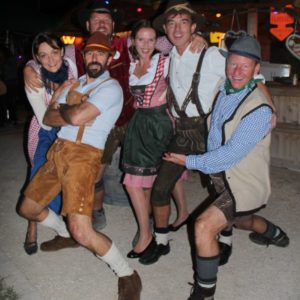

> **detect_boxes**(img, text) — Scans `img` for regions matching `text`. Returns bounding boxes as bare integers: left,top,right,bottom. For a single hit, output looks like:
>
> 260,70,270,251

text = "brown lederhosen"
151,49,208,207
24,80,112,216
210,173,251,224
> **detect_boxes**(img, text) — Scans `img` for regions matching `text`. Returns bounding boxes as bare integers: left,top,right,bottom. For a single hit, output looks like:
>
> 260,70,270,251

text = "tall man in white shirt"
139,1,226,265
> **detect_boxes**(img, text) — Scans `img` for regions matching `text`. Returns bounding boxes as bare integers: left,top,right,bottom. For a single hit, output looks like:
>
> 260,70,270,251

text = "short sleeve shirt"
57,71,123,149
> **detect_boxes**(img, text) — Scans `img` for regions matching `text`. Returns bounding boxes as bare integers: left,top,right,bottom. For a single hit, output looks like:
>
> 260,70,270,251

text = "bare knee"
18,197,36,219
69,221,90,246
194,216,218,246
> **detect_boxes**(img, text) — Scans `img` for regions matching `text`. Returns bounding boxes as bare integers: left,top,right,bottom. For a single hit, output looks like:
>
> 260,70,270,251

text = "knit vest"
209,86,272,215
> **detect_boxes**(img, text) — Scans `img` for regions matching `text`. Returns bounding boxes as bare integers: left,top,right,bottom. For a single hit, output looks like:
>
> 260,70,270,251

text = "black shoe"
127,237,156,259
249,227,289,247
218,242,232,266
168,216,190,232
188,283,216,300
24,231,38,255
139,242,170,265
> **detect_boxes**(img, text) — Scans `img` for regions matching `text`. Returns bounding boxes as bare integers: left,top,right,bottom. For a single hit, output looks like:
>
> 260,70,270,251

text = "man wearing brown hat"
24,2,136,234
139,0,226,265
164,35,289,300
19,32,142,300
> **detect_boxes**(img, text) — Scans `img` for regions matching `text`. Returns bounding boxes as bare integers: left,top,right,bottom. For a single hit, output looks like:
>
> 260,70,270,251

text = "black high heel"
127,237,156,259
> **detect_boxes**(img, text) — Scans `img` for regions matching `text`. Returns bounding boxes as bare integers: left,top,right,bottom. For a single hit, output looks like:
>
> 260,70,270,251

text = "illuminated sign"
270,5,294,41
61,36,84,45
210,32,225,45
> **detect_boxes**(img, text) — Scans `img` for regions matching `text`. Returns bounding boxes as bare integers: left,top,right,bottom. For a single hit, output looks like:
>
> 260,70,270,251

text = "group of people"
18,1,290,299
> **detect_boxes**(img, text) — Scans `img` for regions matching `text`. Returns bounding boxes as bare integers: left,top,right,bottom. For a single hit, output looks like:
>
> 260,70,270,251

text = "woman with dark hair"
24,32,77,255
122,20,175,260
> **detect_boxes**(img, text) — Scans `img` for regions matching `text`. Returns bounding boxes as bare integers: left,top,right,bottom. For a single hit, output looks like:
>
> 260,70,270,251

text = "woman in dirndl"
122,20,174,259
23,32,77,254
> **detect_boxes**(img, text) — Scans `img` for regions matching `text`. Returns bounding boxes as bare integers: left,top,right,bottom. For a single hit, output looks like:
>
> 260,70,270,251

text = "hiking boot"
188,283,216,300
218,242,232,266
249,227,289,247
118,270,142,300
40,235,79,251
92,208,107,232
139,242,170,265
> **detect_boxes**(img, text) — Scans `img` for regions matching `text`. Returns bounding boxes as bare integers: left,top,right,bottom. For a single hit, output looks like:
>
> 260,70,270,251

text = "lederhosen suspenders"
65,78,112,144
166,48,207,118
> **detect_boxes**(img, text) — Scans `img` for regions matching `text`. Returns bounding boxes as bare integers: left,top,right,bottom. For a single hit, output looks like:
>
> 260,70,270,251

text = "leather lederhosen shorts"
24,138,103,217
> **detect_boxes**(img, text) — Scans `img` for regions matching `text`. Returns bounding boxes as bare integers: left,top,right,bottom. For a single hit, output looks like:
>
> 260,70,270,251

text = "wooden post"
247,8,258,37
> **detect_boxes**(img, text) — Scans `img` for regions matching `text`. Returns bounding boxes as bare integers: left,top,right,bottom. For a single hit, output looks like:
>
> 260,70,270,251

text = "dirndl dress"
122,55,173,187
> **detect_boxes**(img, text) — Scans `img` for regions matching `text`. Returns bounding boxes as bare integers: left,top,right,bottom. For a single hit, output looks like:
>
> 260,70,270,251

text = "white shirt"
129,53,169,86
169,44,226,117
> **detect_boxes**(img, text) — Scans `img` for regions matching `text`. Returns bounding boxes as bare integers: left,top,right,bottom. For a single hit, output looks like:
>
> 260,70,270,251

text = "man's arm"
43,101,99,127
155,34,208,55
164,106,272,174
43,102,68,127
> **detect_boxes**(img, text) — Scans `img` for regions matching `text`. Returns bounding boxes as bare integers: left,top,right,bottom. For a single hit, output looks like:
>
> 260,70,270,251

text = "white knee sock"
155,232,169,245
97,243,133,278
39,209,70,238
218,230,232,246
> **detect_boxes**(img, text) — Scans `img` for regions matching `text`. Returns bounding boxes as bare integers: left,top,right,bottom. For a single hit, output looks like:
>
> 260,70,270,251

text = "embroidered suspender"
167,48,207,118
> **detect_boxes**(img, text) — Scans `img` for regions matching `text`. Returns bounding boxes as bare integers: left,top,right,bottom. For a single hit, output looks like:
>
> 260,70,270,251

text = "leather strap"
167,48,207,118
75,77,112,144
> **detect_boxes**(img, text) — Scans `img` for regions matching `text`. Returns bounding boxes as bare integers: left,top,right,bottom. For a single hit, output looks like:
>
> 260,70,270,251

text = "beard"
86,62,106,78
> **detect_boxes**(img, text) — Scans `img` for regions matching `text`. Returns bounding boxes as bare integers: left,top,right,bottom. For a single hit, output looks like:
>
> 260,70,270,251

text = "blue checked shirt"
186,85,272,174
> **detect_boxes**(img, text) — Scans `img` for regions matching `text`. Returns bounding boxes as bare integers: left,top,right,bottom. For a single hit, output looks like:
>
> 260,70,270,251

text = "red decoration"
270,5,294,41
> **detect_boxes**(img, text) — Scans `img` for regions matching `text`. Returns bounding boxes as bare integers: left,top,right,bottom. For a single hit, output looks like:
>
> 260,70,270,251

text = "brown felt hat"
84,31,115,56
152,1,204,33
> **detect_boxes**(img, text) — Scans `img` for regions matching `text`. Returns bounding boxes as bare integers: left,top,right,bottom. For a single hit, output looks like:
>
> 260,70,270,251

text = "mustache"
87,62,102,68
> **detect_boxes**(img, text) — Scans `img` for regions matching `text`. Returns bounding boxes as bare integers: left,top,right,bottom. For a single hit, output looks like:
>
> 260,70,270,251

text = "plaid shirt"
186,84,272,174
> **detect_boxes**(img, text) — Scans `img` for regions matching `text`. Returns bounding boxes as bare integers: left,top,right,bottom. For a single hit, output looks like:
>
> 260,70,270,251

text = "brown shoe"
40,235,80,251
118,270,142,300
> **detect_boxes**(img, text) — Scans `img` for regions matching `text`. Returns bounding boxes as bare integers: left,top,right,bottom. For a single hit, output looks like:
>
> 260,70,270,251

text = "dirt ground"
1,127,299,300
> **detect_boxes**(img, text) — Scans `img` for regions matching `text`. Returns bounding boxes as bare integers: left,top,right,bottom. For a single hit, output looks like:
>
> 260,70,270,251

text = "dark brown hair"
129,19,160,61
32,32,65,62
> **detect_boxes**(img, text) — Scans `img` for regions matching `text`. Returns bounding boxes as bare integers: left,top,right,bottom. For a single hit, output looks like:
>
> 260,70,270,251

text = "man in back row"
19,32,142,300
165,35,289,300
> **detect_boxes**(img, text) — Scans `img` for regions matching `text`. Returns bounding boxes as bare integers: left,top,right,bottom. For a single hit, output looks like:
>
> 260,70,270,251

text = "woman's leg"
126,186,153,253
24,220,38,255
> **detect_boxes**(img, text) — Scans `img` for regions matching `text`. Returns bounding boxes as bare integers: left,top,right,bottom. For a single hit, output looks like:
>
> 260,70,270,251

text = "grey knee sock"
196,255,220,288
